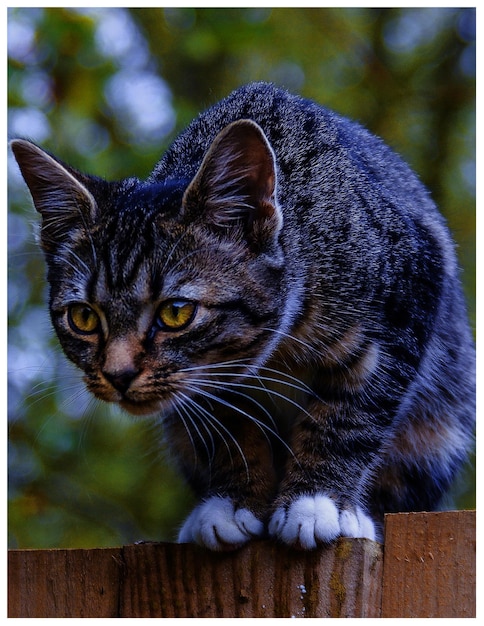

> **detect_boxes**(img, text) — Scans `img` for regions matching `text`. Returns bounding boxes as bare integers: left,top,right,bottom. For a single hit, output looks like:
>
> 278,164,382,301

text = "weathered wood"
7,547,122,618
8,511,475,618
8,539,382,618
120,538,382,617
381,510,476,618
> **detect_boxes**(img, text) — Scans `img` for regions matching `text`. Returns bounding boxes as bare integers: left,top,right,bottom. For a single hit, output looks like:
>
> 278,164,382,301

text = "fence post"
8,510,475,618
381,510,476,618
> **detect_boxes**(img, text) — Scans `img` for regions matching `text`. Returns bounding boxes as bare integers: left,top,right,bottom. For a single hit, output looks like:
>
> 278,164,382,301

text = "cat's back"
151,82,431,212
151,82,461,294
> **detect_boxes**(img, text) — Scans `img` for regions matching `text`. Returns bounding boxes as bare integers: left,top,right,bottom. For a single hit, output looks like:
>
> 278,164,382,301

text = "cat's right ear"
10,139,97,252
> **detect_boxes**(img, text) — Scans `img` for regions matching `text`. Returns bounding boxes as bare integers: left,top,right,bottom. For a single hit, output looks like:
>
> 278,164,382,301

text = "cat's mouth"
118,397,164,416
85,373,168,417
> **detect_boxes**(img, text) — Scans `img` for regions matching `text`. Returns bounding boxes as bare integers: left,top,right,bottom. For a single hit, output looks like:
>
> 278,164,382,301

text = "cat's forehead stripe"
93,257,155,303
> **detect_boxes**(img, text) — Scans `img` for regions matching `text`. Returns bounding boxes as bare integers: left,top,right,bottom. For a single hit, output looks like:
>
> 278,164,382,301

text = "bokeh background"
8,7,475,549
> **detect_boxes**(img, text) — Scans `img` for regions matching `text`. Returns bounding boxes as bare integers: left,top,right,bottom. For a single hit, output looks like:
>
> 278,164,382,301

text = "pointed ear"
182,119,283,251
10,139,97,253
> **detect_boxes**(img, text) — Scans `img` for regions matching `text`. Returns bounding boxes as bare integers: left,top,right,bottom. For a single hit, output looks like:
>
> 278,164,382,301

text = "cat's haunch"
11,82,475,550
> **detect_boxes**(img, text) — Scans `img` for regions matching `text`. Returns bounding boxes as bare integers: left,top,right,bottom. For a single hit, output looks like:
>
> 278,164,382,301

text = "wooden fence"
8,510,475,618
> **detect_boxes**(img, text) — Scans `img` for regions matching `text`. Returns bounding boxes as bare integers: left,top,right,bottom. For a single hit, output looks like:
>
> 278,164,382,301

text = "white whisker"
183,382,298,468
179,390,251,481
186,376,315,425
186,368,316,399
172,395,211,471
261,326,320,355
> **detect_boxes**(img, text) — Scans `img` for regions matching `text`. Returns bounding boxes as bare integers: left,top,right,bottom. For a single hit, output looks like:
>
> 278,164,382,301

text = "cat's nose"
103,368,139,394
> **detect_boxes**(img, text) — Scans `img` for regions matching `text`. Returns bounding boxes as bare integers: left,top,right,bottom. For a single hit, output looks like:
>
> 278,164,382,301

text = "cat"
11,82,475,551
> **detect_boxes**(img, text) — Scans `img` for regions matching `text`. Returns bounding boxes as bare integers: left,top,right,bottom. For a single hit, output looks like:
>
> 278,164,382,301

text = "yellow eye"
157,299,197,331
68,304,100,335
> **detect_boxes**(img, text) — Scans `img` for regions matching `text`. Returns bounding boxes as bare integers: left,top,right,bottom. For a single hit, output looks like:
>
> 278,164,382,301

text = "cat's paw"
177,496,264,551
268,493,376,550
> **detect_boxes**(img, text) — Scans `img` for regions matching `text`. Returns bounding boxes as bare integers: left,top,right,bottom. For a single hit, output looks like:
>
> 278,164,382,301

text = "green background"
8,7,475,549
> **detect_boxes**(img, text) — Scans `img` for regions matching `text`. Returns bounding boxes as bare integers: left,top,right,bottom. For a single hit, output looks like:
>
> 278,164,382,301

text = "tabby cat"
11,82,475,550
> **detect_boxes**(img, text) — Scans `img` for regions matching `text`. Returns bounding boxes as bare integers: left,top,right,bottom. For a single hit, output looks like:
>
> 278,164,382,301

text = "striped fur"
11,83,475,550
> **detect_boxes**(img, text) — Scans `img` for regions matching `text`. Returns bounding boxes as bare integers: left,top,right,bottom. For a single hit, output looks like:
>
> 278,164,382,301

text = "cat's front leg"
268,399,382,549
269,494,376,549
167,414,276,551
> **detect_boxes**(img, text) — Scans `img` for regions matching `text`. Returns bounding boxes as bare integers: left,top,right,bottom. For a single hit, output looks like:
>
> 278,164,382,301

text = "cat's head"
11,120,290,417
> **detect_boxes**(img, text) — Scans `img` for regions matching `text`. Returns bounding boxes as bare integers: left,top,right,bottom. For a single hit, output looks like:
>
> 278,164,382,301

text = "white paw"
177,496,264,551
339,506,376,540
268,494,375,549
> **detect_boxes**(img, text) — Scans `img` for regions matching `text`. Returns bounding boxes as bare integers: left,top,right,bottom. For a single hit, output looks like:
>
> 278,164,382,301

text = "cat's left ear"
182,119,283,254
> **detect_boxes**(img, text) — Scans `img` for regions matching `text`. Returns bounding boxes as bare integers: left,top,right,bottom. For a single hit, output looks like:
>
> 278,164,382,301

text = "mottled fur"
11,82,475,550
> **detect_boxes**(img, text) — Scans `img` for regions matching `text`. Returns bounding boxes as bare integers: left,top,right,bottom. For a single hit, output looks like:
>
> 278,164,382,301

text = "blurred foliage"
8,7,475,549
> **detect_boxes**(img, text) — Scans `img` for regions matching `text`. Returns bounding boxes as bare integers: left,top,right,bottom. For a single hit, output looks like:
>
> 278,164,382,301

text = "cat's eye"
67,304,100,335
156,299,197,331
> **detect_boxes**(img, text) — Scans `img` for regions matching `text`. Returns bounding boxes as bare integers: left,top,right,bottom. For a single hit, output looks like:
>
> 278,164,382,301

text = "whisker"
180,390,250,481
171,395,208,471
187,368,316,399
185,376,275,421
183,383,298,468
159,231,189,278
181,392,221,462
261,326,320,356
179,358,251,373
187,374,316,424
180,358,318,401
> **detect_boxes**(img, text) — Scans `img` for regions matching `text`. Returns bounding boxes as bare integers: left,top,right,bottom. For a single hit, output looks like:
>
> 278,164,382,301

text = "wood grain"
8,547,122,618
381,510,476,618
8,511,475,618
119,538,382,617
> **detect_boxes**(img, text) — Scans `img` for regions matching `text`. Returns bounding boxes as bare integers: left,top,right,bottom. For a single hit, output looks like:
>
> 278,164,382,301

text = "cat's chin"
118,398,163,417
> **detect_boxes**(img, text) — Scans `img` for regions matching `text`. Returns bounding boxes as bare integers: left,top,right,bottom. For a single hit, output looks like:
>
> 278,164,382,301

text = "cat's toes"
269,494,340,549
268,494,375,549
339,506,376,540
177,496,264,551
